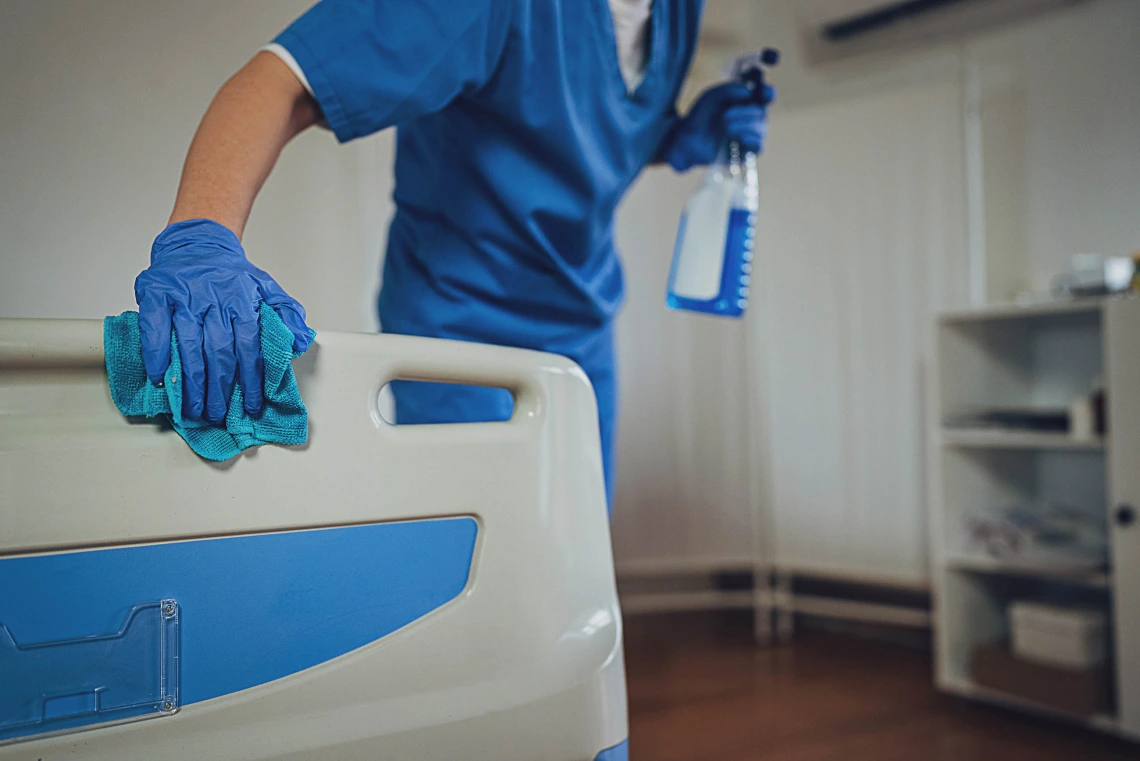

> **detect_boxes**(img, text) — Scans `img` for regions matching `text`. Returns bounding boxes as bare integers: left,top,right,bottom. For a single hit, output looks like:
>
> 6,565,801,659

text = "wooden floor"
624,612,1137,761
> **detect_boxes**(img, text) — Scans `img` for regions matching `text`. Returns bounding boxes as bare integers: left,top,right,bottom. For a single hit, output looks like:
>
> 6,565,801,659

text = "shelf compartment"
940,447,1108,557
942,428,1105,451
938,299,1106,324
935,570,1112,696
945,552,1111,588
937,307,1103,423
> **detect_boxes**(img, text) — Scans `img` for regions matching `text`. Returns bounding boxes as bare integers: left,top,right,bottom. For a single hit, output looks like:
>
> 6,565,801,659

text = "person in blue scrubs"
135,0,771,511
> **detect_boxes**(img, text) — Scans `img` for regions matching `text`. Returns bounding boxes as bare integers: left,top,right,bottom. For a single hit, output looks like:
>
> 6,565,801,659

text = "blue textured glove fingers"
692,82,754,121
234,317,264,415
661,80,776,171
136,289,174,387
755,82,776,108
724,104,768,153
202,307,239,424
277,303,314,353
660,82,755,172
134,218,311,421
726,82,775,153
171,308,207,420
258,279,313,353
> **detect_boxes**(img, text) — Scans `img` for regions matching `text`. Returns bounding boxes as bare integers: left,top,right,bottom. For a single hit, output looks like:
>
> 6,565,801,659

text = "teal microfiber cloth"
103,304,316,461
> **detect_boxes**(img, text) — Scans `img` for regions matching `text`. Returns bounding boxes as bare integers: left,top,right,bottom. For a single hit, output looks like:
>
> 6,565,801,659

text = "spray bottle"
666,49,778,318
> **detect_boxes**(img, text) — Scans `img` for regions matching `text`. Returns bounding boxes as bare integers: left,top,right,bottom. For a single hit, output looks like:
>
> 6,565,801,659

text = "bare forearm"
169,51,321,237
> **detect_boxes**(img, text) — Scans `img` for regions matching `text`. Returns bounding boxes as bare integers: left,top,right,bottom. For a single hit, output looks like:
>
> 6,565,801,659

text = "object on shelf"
1010,601,1107,669
1092,377,1107,435
963,503,1107,570
945,407,1070,433
1052,253,1135,299
971,641,1113,717
1070,394,1095,441
1069,377,1108,440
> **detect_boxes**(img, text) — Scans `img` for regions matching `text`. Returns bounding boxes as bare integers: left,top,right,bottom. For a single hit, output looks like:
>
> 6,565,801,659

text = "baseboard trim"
618,564,932,640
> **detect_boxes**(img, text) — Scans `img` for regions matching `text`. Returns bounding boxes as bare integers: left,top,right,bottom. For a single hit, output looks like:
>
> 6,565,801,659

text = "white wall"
750,0,1140,300
0,0,391,332
973,0,1140,298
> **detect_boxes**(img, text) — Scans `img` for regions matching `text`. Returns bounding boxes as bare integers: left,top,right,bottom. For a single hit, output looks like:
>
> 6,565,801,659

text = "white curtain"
612,80,967,580
610,167,756,568
751,80,968,584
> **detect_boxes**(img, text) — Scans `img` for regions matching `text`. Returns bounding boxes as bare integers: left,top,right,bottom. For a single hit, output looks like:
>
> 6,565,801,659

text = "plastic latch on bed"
0,599,181,743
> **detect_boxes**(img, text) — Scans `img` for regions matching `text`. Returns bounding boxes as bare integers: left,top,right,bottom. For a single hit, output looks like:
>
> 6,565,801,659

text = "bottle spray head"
730,48,779,106
718,48,779,161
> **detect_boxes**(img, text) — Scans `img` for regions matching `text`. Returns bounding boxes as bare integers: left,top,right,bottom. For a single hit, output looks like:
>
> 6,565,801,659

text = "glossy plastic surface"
594,739,629,760
0,519,476,724
0,320,625,760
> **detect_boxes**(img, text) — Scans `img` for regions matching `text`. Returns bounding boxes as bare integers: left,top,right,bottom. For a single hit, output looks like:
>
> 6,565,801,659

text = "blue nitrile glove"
134,219,313,423
659,81,776,173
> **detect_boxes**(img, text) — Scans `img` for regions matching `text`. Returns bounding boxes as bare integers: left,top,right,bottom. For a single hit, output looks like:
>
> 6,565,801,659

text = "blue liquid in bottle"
666,144,758,318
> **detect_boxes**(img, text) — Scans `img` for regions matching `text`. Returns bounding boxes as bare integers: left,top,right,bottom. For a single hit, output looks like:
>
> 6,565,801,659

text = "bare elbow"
234,50,322,136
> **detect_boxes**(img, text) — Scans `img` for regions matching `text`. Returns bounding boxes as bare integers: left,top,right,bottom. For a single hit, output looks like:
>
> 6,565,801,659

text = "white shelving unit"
928,296,1140,740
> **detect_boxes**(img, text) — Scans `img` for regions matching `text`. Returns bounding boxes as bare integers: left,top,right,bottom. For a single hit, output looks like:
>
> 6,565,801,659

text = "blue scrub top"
275,0,702,347
276,0,702,508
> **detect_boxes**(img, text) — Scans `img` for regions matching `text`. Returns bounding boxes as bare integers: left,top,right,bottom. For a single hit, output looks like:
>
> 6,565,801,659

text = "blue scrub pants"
387,326,616,513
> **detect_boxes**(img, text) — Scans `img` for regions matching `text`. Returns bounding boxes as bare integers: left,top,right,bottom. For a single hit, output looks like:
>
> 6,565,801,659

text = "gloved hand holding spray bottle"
667,49,779,317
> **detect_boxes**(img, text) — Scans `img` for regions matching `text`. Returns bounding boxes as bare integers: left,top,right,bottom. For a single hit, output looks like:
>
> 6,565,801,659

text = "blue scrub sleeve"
274,0,513,143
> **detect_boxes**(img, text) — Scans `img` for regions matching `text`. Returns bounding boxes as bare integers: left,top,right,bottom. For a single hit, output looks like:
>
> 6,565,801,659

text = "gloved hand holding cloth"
105,218,316,461
134,219,313,423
